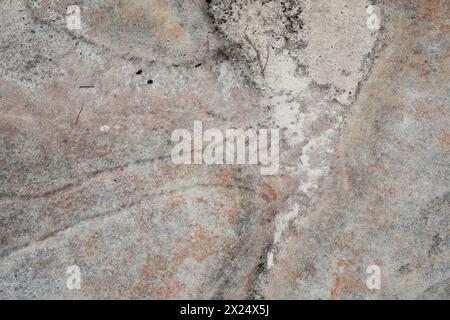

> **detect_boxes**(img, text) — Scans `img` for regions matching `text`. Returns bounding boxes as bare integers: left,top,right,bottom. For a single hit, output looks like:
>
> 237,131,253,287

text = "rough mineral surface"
0,0,449,299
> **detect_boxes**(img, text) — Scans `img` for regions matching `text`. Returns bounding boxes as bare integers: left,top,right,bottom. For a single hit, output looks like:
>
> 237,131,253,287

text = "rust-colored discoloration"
152,0,185,40
0,0,448,300
139,255,185,299
330,259,367,300
176,224,220,263
438,132,450,147
169,196,187,208
224,209,240,224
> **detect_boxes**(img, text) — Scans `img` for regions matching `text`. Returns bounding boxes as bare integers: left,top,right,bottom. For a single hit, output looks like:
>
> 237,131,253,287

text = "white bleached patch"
267,203,300,269
99,125,110,133
66,5,82,31
297,129,336,194
366,5,381,30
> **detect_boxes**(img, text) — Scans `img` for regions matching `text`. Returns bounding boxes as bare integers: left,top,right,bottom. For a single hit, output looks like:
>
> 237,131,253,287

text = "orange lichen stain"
196,197,207,204
128,174,145,199
414,103,432,121
374,258,384,267
174,224,219,264
134,213,152,235
260,182,277,203
115,169,125,178
138,255,184,299
32,257,49,272
303,263,317,279
331,259,350,300
153,175,162,188
331,278,343,300
438,132,450,147
336,232,357,250
375,185,411,197
214,202,225,210
261,206,278,222
81,231,101,257
330,258,368,300
220,169,234,184
153,0,185,40
189,225,218,262
170,196,187,208
415,0,450,35
167,24,183,38
224,210,239,224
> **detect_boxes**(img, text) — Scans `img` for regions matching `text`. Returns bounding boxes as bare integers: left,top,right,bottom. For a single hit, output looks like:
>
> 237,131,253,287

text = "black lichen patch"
207,0,303,40
206,0,304,87
280,0,304,33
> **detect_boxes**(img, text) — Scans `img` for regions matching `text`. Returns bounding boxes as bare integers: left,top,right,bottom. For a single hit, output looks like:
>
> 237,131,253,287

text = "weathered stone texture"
0,0,448,299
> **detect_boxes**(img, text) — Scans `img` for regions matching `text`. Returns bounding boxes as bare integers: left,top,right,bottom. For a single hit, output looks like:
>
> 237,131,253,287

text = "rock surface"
0,0,448,299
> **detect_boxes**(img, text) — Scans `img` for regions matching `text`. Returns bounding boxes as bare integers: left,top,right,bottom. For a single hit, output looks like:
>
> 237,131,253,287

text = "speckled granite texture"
0,0,449,299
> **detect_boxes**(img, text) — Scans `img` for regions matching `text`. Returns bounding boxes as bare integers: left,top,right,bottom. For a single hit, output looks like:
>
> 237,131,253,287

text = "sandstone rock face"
0,0,448,299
